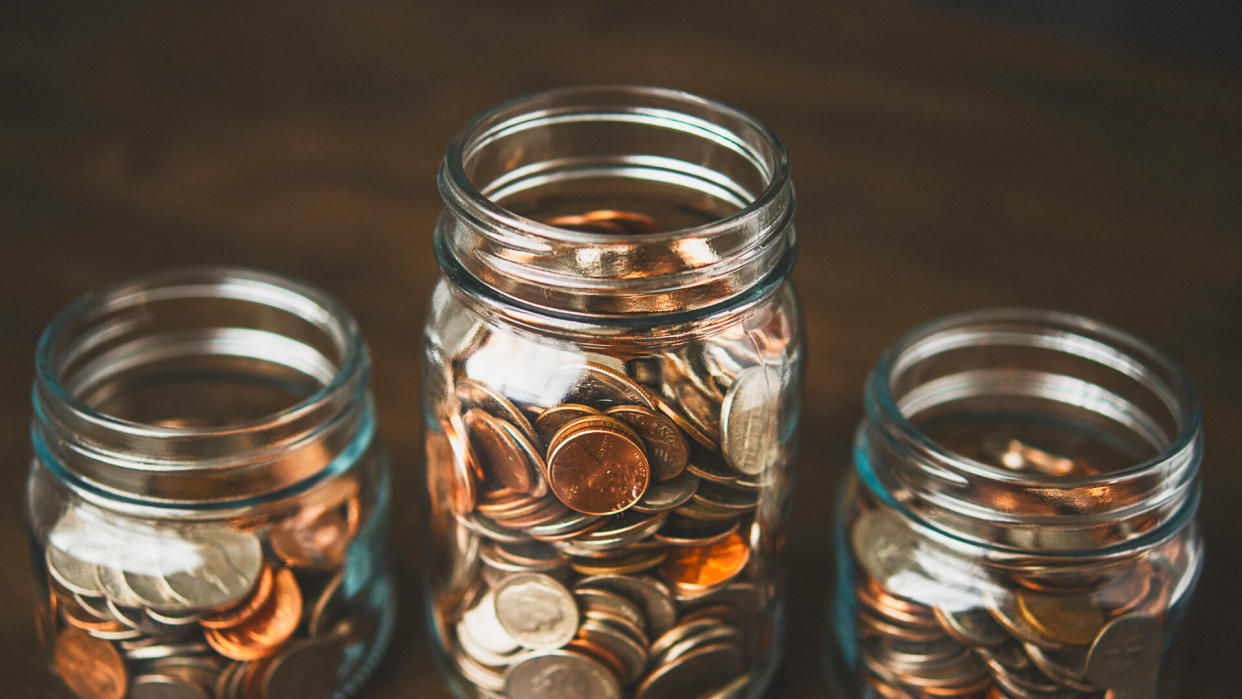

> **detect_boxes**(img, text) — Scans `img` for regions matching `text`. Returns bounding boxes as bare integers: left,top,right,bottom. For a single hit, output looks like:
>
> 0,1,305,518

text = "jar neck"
32,267,373,507
857,309,1202,556
435,85,796,324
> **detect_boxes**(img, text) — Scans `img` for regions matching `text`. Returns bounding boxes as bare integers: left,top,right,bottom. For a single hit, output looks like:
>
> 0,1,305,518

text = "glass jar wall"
826,310,1203,699
26,268,395,698
422,86,803,698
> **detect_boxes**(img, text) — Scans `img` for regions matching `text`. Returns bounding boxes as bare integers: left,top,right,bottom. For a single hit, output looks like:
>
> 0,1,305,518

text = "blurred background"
2,1,1239,695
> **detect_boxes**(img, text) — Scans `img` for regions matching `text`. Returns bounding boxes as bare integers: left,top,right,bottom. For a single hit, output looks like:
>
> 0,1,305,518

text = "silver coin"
575,574,678,639
655,623,744,668
456,512,533,544
123,640,213,662
162,526,262,611
130,674,211,699
933,605,1009,647
95,564,146,609
577,618,648,684
636,642,745,699
46,544,100,596
633,471,699,513
1084,613,1162,699
453,648,509,693
503,650,622,699
461,590,521,657
493,573,579,650
74,592,114,621
574,588,648,637
719,366,781,476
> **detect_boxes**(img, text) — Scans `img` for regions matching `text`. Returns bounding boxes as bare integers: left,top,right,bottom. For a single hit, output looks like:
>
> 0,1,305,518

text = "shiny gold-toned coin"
1015,587,1107,646
204,567,303,661
547,425,650,515
659,532,750,593
53,627,128,699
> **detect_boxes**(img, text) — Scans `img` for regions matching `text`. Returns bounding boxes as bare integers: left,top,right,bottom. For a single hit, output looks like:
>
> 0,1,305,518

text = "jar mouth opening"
34,267,367,456
442,85,791,245
867,308,1201,490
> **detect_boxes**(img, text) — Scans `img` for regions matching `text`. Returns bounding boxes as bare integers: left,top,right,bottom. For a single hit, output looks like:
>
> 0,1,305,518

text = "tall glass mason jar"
422,86,803,698
827,310,1203,699
26,268,395,698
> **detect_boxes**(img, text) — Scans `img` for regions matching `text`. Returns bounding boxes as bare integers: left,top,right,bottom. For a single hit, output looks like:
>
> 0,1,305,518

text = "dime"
493,573,579,650
576,618,648,684
53,627,128,699
576,575,678,639
504,649,622,699
719,366,781,476
546,362,656,410
465,408,538,494
659,532,749,593
546,425,650,515
459,590,520,659
633,471,700,514
1015,588,1107,646
47,545,101,597
456,378,538,444
605,405,689,481
203,567,302,661
635,642,745,699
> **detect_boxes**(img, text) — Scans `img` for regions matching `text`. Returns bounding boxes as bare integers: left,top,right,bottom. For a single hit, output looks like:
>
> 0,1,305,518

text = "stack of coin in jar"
426,276,792,698
847,441,1180,699
38,473,370,699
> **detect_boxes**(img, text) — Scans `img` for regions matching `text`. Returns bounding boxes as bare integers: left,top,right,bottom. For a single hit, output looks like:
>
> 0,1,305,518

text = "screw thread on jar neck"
435,85,796,327
32,267,373,508
858,309,1202,556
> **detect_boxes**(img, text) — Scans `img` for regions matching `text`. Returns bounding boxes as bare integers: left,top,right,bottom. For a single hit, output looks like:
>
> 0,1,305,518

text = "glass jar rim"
440,84,792,246
866,307,1201,489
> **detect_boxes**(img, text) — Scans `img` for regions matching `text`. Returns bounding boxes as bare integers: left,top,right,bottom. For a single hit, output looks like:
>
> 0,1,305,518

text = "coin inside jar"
659,532,750,594
605,405,689,482
54,627,128,699
492,573,580,650
203,567,303,661
465,408,539,495
546,424,650,516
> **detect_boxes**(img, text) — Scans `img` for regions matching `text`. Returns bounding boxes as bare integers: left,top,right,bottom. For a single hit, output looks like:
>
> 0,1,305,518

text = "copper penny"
54,627,128,699
455,378,538,444
204,567,303,661
546,426,650,515
547,415,643,457
464,408,536,494
429,420,476,517
535,404,602,443
653,394,716,450
605,405,689,481
270,504,355,570
1015,587,1107,646
200,564,275,629
659,532,750,593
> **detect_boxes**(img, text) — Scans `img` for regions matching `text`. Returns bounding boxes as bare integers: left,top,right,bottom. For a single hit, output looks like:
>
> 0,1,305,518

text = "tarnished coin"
636,642,745,699
546,362,656,410
659,532,750,593
633,471,700,513
1015,587,1107,646
493,573,579,650
53,627,128,699
503,649,622,699
719,366,782,476
163,526,263,612
546,425,649,515
203,567,302,661
1084,613,1162,699
465,408,538,494
605,405,689,481
576,574,678,639
456,378,538,444
257,637,347,699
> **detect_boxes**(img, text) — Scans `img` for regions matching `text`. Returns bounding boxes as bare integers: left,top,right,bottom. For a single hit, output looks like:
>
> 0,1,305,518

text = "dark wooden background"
2,2,1238,696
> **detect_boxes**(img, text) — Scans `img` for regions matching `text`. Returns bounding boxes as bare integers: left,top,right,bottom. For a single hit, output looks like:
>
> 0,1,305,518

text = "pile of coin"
428,331,792,697
38,475,374,699
849,505,1174,699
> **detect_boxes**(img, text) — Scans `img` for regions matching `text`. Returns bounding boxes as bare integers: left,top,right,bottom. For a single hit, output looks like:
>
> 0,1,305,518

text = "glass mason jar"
422,86,803,698
827,309,1203,699
26,268,395,699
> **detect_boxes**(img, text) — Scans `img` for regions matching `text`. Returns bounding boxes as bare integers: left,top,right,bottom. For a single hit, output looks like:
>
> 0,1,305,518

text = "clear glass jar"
826,309,1203,699
421,86,803,698
26,268,395,699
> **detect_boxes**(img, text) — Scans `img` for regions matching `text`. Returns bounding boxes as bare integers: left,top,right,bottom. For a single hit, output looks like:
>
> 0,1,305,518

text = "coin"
659,532,749,593
576,574,678,639
465,408,538,494
456,378,538,444
536,404,603,443
129,673,211,699
565,637,629,684
932,605,1008,647
569,548,669,576
547,414,644,456
635,642,745,699
54,627,128,699
576,618,648,684
633,471,700,513
199,564,275,629
654,515,739,547
543,209,659,235
1014,588,1107,646
605,405,689,482
546,362,657,410
163,527,263,611
546,425,650,515
203,567,302,661
504,649,622,699
270,505,353,571
719,366,781,476
1084,613,1162,699
257,636,347,699
653,394,716,450
493,573,579,650
47,544,101,597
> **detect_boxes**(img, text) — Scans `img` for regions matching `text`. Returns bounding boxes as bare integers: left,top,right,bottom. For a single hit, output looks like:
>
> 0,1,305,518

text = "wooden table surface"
2,2,1238,696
